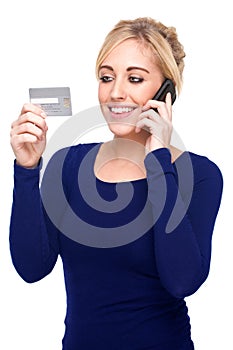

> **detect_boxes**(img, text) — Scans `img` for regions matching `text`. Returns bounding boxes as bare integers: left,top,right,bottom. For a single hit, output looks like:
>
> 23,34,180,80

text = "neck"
94,130,151,181
112,129,149,156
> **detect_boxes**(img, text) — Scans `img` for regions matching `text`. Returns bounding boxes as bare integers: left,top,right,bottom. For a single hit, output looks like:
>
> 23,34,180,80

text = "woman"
10,17,223,349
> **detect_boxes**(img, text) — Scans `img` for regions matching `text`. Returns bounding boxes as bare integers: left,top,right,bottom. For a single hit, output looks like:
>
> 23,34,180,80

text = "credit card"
29,87,72,116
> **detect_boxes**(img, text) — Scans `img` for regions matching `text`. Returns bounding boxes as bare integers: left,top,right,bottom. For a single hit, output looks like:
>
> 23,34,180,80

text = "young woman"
10,17,223,349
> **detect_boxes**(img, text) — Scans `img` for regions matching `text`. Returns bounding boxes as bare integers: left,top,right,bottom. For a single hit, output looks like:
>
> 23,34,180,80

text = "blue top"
9,143,223,350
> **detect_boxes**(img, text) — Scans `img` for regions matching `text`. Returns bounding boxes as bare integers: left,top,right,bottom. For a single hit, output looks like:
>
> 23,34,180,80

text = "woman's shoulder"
173,149,223,202
49,142,101,162
43,142,101,176
187,150,221,172
178,150,223,185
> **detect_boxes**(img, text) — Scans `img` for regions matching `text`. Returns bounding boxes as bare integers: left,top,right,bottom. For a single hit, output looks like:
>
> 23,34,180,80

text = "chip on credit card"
29,87,72,116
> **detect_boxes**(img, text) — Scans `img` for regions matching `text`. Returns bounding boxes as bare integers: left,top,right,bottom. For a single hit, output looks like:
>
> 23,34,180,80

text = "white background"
0,0,232,349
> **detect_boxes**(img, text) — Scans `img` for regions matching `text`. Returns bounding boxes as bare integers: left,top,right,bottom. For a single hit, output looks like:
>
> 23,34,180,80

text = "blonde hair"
96,17,186,94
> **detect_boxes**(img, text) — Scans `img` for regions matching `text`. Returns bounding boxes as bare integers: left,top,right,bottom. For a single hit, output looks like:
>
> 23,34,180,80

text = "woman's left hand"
135,92,173,153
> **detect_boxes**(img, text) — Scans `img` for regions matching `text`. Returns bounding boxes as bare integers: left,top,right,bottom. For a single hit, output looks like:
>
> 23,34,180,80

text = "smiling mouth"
108,105,139,119
110,106,135,114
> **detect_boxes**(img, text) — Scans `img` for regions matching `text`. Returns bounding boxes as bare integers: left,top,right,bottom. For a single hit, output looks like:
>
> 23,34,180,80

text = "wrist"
15,158,42,170
146,136,169,154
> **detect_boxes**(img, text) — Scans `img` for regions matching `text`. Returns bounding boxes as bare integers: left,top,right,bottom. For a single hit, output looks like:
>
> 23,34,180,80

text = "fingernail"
41,112,47,118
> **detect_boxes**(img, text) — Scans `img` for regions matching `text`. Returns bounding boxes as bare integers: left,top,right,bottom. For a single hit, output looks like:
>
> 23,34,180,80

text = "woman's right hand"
10,103,48,168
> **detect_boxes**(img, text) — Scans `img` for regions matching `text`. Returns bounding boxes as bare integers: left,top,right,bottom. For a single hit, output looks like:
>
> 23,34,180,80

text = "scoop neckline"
92,143,188,185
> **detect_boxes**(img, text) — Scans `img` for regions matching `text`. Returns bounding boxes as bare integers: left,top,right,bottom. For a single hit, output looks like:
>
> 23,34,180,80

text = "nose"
110,78,127,101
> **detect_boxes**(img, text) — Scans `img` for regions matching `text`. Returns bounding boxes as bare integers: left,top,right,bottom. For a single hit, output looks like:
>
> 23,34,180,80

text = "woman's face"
98,39,164,138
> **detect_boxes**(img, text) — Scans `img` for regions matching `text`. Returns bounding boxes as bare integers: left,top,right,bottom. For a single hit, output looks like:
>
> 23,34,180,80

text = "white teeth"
110,107,134,114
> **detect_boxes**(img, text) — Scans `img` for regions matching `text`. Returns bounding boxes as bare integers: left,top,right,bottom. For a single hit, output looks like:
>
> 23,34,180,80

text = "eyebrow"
99,65,114,71
99,65,150,74
127,66,150,73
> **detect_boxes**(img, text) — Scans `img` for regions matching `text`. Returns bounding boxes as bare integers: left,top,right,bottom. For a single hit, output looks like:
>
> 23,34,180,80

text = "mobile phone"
152,78,176,111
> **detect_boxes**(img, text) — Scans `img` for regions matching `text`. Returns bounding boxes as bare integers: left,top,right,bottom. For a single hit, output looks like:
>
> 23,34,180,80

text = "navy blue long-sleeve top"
9,143,223,350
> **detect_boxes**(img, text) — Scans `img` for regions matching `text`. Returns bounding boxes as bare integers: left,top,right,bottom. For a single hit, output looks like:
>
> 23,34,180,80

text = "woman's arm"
9,161,60,283
9,103,60,283
145,148,223,298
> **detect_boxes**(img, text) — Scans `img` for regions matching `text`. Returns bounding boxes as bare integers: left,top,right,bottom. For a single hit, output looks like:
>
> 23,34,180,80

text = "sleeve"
9,157,61,283
144,148,223,299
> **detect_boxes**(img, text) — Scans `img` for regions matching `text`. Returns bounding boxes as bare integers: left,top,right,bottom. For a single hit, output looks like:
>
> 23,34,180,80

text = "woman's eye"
99,76,114,83
129,76,144,83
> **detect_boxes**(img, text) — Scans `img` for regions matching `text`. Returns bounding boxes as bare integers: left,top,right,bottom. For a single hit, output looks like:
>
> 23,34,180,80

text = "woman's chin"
107,122,136,137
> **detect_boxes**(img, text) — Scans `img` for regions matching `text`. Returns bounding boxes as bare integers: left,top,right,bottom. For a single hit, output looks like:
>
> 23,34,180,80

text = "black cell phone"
152,79,176,111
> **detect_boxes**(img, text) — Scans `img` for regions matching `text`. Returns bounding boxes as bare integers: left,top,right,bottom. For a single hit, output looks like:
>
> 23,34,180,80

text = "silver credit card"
29,87,72,116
